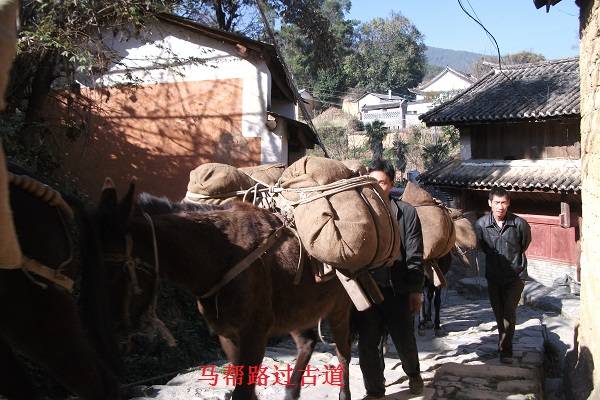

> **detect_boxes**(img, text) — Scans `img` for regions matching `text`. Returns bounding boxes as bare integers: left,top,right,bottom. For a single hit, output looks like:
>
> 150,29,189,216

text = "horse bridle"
103,212,176,347
103,217,157,296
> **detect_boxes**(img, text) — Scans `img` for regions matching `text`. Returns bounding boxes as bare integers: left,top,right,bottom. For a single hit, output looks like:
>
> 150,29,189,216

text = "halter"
103,212,176,347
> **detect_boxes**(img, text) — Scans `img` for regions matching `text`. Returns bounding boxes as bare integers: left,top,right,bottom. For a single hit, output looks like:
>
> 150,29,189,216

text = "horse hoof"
434,329,446,337
425,321,434,329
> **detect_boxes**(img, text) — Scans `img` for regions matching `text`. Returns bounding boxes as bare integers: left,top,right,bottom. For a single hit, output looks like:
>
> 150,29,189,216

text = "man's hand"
409,292,423,314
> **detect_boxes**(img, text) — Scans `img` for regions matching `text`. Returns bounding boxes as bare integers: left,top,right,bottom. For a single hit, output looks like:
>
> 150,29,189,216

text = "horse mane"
137,192,253,216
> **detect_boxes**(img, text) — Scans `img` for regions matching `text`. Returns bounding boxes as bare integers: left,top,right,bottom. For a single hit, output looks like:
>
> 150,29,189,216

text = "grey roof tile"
420,58,579,125
417,159,581,193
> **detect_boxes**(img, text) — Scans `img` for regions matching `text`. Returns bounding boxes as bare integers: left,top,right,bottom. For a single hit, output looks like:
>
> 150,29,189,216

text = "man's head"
488,187,511,221
368,159,395,197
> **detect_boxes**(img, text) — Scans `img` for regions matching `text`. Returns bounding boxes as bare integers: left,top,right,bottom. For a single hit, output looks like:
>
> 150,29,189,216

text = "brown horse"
0,163,121,400
95,180,353,400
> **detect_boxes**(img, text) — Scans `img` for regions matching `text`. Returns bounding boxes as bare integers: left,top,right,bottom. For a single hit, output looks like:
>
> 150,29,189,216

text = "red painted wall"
519,213,580,266
47,79,261,203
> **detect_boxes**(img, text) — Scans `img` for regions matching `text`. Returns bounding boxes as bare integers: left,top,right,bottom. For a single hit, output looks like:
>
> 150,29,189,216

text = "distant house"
49,14,319,201
419,58,581,286
351,91,407,130
407,67,476,126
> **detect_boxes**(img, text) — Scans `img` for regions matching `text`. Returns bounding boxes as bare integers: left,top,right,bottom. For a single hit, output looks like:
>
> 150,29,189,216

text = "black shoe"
361,394,385,400
408,374,424,395
499,355,514,364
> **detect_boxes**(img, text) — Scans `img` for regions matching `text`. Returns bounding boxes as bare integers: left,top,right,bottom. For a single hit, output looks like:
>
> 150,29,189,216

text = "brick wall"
576,0,600,396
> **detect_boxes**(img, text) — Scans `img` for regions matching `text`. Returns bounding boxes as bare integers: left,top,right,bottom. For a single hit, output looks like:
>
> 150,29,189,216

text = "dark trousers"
487,279,524,356
356,287,420,397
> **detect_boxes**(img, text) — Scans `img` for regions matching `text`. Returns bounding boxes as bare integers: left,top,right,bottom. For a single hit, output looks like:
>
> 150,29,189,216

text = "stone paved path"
131,289,546,400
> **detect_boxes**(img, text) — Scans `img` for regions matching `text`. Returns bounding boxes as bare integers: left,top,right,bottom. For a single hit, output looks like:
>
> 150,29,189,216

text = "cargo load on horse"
185,156,401,274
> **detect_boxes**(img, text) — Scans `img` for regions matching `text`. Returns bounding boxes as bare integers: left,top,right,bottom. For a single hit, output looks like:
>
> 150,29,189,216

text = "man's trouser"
356,286,420,397
487,278,524,356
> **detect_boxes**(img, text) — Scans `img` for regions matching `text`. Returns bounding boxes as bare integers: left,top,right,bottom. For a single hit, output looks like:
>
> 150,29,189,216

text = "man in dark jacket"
476,188,531,363
355,159,425,399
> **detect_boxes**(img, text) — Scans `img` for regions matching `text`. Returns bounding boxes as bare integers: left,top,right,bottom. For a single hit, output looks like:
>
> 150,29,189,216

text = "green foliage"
344,12,426,95
365,120,386,161
392,137,408,174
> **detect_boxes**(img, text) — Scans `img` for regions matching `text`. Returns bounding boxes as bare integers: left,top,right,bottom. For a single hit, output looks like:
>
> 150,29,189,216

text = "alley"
131,289,547,400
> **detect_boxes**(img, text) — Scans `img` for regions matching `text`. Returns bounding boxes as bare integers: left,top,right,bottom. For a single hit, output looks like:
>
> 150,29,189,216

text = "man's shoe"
361,394,385,400
499,355,514,364
408,374,424,395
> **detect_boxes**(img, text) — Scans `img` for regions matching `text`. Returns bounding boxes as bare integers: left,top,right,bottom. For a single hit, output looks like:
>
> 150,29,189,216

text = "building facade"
47,14,317,201
420,58,581,286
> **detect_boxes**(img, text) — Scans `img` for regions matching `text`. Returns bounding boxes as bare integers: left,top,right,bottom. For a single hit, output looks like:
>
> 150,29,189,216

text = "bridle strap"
200,225,287,299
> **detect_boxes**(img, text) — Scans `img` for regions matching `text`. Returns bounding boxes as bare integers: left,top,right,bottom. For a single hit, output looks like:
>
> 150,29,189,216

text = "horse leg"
0,338,37,400
285,329,318,400
426,281,435,329
434,287,444,337
329,310,352,400
219,333,267,400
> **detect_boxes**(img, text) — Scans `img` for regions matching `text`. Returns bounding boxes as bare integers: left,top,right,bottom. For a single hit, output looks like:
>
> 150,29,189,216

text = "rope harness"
6,172,75,292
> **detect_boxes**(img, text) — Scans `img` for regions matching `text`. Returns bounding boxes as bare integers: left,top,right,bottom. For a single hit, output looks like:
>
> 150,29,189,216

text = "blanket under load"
278,157,401,273
401,182,456,261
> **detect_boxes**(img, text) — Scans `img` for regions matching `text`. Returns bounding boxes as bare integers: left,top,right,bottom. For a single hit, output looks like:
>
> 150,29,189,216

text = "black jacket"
475,212,532,284
370,199,425,294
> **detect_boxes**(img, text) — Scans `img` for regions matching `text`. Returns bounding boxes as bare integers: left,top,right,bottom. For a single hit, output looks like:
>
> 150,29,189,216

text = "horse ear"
118,179,136,222
100,177,117,209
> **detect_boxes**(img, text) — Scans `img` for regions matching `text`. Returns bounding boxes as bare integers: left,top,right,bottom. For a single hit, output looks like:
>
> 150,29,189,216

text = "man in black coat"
476,187,532,363
355,159,425,399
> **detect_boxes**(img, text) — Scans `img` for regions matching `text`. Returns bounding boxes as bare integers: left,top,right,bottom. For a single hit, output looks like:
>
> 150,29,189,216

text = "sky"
347,0,580,60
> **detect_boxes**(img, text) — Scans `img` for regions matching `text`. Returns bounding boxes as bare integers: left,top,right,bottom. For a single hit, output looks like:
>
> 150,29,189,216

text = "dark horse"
95,180,353,400
0,163,121,400
418,252,452,337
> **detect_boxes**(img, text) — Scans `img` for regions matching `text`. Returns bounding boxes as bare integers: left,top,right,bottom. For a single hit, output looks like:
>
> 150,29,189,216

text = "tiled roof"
362,101,404,111
417,159,581,193
415,67,477,91
420,58,579,125
370,92,405,101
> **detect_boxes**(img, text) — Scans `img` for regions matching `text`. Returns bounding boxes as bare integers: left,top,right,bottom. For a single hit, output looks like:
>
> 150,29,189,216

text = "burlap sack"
449,208,477,250
187,163,255,204
280,156,400,272
239,163,285,186
342,160,368,176
402,182,455,260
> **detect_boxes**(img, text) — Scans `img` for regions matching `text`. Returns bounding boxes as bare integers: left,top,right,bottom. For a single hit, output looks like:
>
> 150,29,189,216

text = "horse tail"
75,200,123,376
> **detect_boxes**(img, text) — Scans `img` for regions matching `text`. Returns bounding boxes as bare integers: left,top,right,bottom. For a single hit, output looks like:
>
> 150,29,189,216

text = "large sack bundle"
449,208,477,251
402,182,455,260
341,160,368,176
279,156,400,272
186,163,255,204
239,163,285,186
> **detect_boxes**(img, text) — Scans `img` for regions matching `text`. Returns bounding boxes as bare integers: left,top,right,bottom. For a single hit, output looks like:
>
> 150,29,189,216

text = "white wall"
87,21,290,164
421,71,473,93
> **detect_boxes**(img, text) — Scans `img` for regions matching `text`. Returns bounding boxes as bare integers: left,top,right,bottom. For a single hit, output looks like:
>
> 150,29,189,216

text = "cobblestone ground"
131,289,545,400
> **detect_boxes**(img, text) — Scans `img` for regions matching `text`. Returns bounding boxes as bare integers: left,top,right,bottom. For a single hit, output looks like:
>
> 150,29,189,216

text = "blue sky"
347,0,580,59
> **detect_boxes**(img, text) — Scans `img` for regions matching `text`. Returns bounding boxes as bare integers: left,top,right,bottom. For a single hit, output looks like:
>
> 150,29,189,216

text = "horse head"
96,178,175,351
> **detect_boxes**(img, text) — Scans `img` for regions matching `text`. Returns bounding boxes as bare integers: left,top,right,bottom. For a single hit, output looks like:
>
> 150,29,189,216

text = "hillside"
425,46,486,73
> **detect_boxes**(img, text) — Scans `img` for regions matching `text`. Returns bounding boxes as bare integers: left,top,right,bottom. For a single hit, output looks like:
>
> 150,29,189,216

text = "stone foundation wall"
527,259,577,287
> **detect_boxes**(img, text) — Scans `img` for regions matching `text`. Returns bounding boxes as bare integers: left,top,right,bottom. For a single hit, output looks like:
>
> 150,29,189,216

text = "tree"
3,0,179,172
177,0,263,37
344,12,426,95
278,0,356,103
365,120,386,161
392,137,408,175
